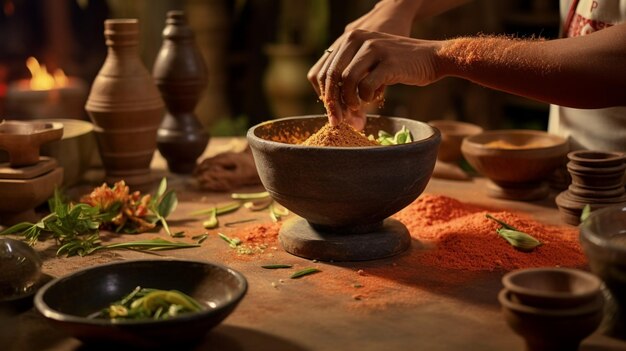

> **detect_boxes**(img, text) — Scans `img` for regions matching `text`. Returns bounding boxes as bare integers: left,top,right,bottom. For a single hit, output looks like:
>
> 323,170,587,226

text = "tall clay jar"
85,19,164,187
153,11,209,174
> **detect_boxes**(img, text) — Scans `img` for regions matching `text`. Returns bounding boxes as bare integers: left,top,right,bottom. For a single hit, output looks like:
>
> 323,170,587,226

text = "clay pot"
502,267,602,309
461,130,569,200
556,150,626,225
153,11,209,174
0,120,63,167
499,289,603,351
85,19,164,187
428,120,483,181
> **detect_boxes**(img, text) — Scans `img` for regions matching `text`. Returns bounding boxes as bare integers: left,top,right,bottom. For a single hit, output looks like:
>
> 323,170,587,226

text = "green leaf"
0,222,35,235
155,177,168,199
290,267,321,279
157,191,178,219
189,202,241,217
580,204,591,222
261,264,293,269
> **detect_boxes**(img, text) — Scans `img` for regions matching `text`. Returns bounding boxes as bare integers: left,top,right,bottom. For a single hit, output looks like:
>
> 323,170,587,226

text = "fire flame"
26,57,68,90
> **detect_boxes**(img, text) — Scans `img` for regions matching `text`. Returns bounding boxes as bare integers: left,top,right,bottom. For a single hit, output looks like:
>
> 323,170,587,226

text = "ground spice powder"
301,123,378,147
227,194,587,308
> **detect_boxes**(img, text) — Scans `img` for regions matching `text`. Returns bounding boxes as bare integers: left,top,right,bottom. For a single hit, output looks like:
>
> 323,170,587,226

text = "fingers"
345,107,366,131
307,47,335,99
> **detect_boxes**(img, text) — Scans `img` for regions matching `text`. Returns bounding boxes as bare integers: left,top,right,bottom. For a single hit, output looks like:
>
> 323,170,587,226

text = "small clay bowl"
461,130,568,200
427,120,483,163
39,118,96,187
0,120,63,167
502,267,602,309
580,204,626,339
35,259,247,348
499,289,603,351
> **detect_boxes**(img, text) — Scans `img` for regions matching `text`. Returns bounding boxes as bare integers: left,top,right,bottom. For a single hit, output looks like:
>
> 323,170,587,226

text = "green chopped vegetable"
231,191,270,200
290,267,321,279
261,264,293,269
218,232,241,248
90,286,204,321
371,125,413,145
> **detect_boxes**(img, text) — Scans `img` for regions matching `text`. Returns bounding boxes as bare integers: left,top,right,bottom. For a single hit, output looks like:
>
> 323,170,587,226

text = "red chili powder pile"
229,194,586,271
227,194,587,308
392,194,585,271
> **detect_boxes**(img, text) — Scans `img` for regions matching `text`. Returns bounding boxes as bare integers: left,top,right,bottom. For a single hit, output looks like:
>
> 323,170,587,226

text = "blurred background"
0,0,560,135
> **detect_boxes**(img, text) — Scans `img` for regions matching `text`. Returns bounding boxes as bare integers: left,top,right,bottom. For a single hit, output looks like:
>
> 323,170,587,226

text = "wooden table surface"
2,137,626,351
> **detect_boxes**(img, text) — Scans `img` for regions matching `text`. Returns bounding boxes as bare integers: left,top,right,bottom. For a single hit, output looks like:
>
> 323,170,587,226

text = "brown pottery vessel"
153,11,209,174
499,289,603,351
461,130,569,201
85,19,164,187
0,120,63,167
556,150,626,225
247,115,440,261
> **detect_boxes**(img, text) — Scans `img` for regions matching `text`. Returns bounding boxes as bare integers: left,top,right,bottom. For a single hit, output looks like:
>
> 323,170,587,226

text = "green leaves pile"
369,126,413,145
0,178,197,257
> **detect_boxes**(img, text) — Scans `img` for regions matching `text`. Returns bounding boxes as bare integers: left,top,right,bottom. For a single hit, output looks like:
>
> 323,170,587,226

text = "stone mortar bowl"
499,288,603,351
502,267,602,309
247,115,440,232
580,204,626,340
461,129,568,200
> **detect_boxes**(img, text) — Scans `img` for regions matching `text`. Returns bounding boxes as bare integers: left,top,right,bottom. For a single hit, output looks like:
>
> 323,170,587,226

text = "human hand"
308,0,416,129
318,30,442,126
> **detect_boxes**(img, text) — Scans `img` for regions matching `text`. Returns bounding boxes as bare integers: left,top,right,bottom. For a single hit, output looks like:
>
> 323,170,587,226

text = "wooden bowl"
502,267,602,309
34,259,247,348
461,130,568,200
0,120,63,167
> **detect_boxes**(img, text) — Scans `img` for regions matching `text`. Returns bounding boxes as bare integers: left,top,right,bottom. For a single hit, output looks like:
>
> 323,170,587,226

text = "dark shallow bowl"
34,259,247,348
580,204,626,339
502,267,602,309
246,115,440,231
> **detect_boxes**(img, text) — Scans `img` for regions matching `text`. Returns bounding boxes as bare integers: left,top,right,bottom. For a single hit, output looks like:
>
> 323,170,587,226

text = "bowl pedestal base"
279,216,410,262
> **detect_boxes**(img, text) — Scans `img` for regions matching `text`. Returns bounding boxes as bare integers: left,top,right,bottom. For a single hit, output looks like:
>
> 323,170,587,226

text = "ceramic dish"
35,259,247,347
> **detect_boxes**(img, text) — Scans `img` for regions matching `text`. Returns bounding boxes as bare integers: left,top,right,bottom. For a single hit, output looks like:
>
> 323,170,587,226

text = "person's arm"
325,23,626,127
438,25,626,109
307,0,471,128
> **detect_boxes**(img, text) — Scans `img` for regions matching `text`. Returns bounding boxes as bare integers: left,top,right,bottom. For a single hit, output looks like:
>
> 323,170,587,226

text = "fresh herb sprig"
147,178,178,237
1,179,191,257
